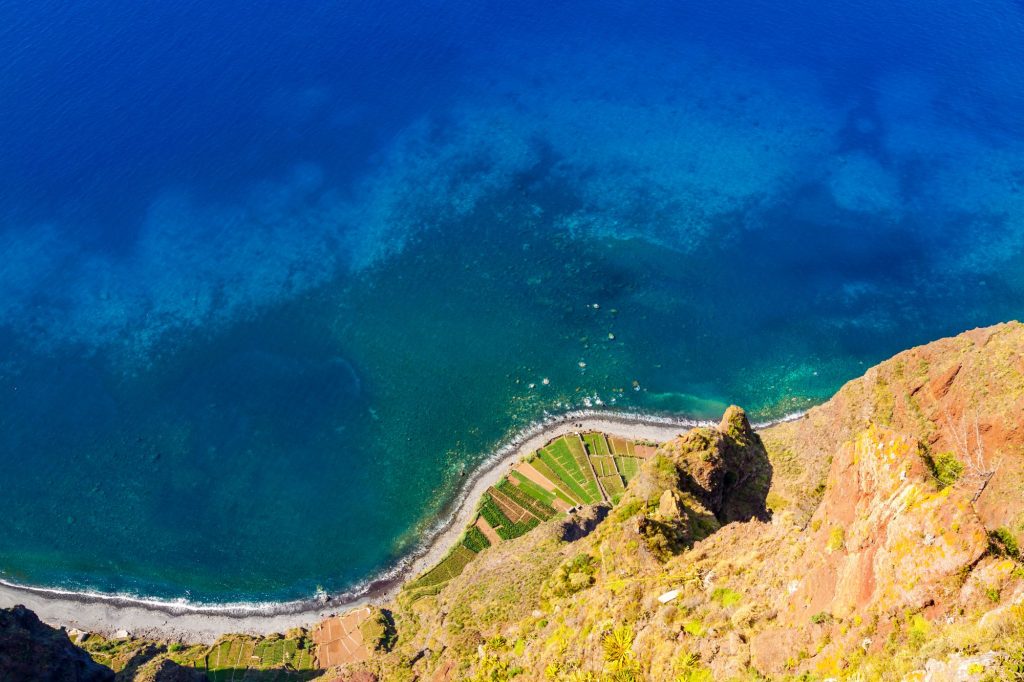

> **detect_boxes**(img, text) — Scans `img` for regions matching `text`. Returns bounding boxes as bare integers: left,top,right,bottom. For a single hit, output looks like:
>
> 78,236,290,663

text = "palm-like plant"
602,625,638,677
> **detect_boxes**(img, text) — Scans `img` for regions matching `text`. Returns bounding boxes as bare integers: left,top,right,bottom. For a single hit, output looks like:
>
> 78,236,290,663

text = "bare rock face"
784,426,989,626
625,405,771,561
0,605,114,682
766,321,1024,542
657,488,684,520
751,424,993,676
660,404,771,523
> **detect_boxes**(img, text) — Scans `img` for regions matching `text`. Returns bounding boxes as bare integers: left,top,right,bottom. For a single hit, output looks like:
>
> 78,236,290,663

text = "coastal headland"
0,410,801,643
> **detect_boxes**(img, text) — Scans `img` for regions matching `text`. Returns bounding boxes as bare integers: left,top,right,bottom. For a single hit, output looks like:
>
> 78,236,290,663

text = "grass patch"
614,456,641,483
711,587,742,608
682,619,706,637
406,544,478,592
583,432,610,456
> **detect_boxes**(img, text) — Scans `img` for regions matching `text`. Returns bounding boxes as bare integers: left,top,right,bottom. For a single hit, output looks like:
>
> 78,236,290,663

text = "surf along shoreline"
0,408,804,643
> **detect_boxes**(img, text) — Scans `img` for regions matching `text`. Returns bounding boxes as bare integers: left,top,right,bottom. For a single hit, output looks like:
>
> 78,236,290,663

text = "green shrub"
674,652,713,682
711,587,742,608
682,620,705,637
906,613,931,648
827,527,845,552
926,451,964,488
613,499,643,521
602,625,639,677
542,553,598,598
810,611,833,625
479,494,512,530
991,526,1021,559
359,609,398,653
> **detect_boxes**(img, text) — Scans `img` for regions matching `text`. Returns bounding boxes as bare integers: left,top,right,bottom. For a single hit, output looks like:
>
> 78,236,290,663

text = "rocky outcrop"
374,324,1024,681
744,323,1024,677
0,605,114,682
659,405,771,523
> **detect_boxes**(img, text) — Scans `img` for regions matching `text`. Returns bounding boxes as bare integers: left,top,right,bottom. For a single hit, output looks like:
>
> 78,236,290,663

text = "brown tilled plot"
514,461,557,491
313,606,373,668
488,486,536,522
607,435,634,455
635,444,658,458
475,515,502,545
514,462,574,510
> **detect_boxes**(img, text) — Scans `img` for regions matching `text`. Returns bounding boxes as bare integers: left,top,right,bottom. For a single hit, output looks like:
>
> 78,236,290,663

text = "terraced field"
537,437,602,504
81,631,318,681
402,432,649,601
614,455,641,483
204,635,318,681
405,543,479,600
608,435,635,456
584,432,611,456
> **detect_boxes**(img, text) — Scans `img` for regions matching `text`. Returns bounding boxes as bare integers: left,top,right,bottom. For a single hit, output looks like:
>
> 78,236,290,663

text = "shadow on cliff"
628,405,773,560
112,644,162,680
672,405,773,525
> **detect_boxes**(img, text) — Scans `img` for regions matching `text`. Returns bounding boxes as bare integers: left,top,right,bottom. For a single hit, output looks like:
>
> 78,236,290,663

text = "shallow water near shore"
2,0,1024,603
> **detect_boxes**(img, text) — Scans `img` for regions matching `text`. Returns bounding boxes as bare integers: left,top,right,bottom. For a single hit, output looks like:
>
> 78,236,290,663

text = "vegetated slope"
5,323,1023,681
358,322,1024,681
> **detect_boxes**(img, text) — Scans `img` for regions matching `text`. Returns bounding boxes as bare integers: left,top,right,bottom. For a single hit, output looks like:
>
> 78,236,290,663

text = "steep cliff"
8,323,1024,681
355,322,1024,681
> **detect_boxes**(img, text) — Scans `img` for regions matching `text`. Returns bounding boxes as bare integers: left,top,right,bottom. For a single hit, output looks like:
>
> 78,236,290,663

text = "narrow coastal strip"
0,408,806,643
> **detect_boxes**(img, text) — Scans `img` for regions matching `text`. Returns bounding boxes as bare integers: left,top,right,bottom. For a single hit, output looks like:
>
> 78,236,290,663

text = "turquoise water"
2,0,1023,603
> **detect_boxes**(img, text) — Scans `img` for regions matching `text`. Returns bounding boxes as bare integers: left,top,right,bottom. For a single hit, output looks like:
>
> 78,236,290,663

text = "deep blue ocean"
2,0,1023,604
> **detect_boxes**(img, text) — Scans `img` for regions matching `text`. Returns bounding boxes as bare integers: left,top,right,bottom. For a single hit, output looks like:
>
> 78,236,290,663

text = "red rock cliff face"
745,322,1024,675
784,427,989,625
765,321,1024,541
